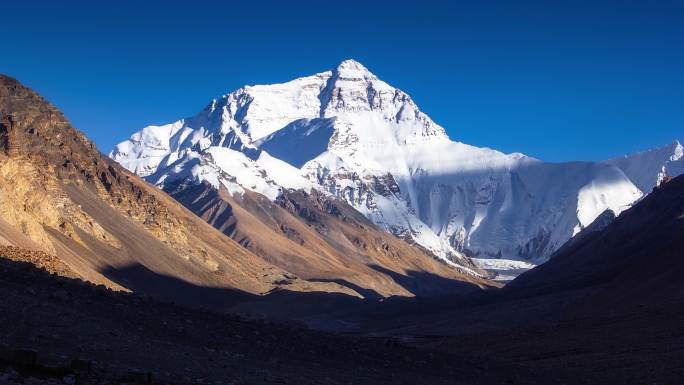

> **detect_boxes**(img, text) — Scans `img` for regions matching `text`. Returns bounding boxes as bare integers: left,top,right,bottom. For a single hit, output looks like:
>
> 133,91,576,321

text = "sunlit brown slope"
0,74,352,303
167,180,494,298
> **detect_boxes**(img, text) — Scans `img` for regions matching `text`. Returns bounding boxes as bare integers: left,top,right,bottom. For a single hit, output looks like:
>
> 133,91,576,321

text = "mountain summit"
111,61,679,278
330,59,378,82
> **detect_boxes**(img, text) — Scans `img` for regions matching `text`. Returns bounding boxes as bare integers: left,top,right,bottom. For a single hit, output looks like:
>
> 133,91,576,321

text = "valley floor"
1,251,682,385
0,253,529,385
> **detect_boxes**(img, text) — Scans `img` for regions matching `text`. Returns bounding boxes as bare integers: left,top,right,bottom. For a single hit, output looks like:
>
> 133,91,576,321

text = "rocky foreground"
3,242,684,385
0,246,531,385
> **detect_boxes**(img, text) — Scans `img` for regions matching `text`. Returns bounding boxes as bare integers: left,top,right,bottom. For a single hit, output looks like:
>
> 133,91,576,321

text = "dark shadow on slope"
98,263,372,326
5,243,684,384
255,118,336,168
97,262,493,330
507,173,684,308
368,264,483,298
0,254,539,385
166,181,238,236
308,278,384,300
99,263,257,310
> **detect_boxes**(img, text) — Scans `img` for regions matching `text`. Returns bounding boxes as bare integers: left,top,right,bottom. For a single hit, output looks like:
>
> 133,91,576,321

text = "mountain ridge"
110,60,680,278
604,139,683,194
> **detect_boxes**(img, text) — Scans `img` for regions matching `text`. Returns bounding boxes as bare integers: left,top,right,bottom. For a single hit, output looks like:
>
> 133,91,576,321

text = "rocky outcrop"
0,245,81,279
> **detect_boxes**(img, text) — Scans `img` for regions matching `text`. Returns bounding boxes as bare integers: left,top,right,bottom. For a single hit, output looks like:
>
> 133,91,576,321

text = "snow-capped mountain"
605,140,683,194
111,59,676,276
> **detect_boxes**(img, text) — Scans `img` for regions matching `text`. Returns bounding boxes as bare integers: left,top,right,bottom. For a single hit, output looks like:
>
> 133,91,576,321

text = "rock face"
0,245,81,279
0,74,491,302
112,59,667,278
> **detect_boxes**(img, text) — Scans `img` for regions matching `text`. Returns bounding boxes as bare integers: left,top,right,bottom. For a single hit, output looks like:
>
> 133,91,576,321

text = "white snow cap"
110,59,681,278
605,139,684,194
334,59,376,78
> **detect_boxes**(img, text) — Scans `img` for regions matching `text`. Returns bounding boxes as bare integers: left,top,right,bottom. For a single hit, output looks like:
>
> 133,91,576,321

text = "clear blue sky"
1,0,682,161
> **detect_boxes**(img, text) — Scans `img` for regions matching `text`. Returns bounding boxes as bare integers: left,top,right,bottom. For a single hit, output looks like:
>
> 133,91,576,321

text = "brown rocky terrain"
0,74,360,304
169,181,491,299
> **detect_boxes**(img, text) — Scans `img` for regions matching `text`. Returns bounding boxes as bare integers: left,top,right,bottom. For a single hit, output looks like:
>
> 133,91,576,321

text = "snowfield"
111,59,682,278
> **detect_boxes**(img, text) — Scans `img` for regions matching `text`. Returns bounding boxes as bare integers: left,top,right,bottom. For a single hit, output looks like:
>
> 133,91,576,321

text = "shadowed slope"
366,175,684,336
508,174,684,311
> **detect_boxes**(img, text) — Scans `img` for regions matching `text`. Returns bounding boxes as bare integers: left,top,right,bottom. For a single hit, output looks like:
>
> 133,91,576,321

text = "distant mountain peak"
332,59,376,80
336,58,366,68
112,61,675,278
